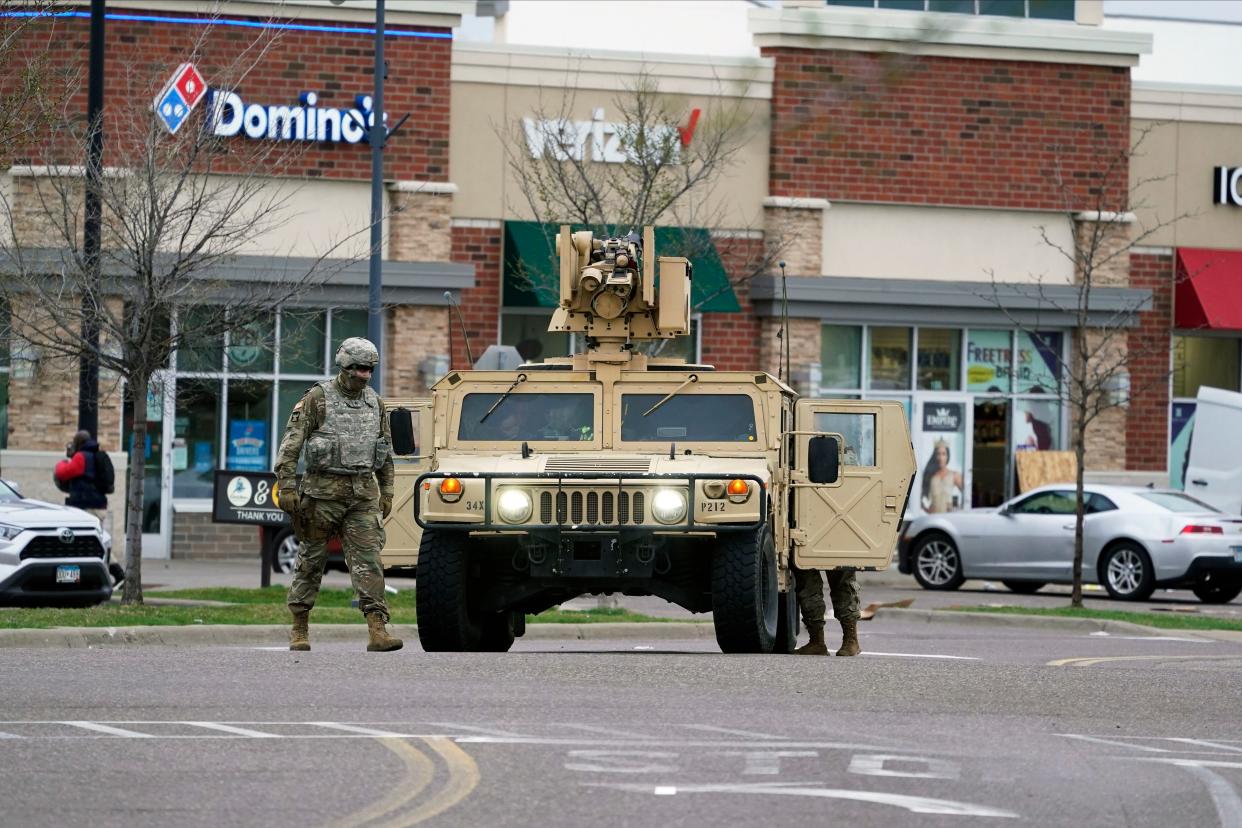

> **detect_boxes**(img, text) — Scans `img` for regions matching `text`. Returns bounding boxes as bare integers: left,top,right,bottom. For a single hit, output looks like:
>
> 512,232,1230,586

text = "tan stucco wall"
450,44,772,230
1130,118,1242,250
215,177,378,260
822,203,1077,283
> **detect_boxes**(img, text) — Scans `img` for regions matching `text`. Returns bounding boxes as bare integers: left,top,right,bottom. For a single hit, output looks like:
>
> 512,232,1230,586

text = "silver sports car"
897,484,1242,603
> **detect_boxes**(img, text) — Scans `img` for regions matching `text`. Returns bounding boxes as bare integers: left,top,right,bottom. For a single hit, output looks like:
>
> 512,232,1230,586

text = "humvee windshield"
620,394,758,442
458,393,594,442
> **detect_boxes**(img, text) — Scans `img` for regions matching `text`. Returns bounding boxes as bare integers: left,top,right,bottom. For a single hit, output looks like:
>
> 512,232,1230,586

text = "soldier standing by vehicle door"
793,568,861,656
274,337,402,653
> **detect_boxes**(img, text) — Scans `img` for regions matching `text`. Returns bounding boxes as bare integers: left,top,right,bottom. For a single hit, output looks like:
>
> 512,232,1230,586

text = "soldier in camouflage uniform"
275,337,402,653
793,567,861,657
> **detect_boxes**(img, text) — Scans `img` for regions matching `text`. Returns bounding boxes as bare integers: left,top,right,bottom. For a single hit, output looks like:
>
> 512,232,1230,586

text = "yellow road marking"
324,738,434,828
1048,654,1242,668
371,737,480,828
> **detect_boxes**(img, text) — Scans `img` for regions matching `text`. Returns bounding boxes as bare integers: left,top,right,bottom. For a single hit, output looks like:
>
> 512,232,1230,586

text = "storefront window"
178,306,224,372
869,327,912,390
917,328,960,391
1016,330,1062,394
967,329,1011,393
226,313,275,375
173,378,221,499
281,310,327,374
1014,398,1060,452
330,308,368,355
226,380,273,473
501,312,570,363
821,325,862,390
1173,335,1240,397
123,377,166,532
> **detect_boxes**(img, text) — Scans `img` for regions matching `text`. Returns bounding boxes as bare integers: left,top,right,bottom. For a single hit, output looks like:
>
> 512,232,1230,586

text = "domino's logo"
153,63,206,135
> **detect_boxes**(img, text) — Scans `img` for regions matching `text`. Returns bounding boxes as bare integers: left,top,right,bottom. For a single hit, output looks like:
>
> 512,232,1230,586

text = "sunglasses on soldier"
345,363,375,372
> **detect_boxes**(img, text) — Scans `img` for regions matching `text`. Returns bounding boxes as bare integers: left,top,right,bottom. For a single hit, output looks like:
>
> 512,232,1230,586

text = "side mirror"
807,435,839,485
389,408,416,456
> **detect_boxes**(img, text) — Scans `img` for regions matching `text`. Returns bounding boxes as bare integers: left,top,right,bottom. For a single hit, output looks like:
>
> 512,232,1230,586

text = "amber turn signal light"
438,477,463,502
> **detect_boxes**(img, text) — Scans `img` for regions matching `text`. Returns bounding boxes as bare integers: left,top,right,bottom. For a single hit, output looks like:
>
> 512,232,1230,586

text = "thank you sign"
212,470,289,526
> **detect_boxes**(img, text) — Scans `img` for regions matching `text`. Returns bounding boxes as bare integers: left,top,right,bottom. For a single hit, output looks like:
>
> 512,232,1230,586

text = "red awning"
1176,248,1242,331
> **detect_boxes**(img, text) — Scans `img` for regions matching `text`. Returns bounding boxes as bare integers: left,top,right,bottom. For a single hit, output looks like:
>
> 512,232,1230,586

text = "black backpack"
94,451,116,495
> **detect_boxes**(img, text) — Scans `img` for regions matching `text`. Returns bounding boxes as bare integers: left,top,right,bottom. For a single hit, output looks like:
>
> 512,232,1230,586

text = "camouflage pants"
793,567,860,631
287,494,389,621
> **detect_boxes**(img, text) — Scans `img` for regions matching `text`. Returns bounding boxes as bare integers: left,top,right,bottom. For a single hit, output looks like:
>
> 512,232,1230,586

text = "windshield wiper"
643,373,698,417
479,373,527,423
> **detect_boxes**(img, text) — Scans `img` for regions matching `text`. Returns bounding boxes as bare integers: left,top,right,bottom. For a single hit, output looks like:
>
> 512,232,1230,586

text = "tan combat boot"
366,612,403,652
836,618,861,657
794,626,829,656
289,608,311,652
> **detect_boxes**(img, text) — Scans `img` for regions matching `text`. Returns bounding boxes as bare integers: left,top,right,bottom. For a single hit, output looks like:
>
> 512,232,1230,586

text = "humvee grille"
544,457,653,474
532,487,647,526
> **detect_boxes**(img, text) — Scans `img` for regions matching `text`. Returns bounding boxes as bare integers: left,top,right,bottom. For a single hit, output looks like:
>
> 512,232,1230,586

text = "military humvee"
387,226,915,654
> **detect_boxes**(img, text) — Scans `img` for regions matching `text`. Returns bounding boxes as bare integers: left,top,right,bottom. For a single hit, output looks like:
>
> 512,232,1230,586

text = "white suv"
0,478,115,607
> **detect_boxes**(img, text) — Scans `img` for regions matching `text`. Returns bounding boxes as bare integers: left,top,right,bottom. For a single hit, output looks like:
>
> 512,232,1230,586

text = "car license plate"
1232,546,1242,564
55,565,80,584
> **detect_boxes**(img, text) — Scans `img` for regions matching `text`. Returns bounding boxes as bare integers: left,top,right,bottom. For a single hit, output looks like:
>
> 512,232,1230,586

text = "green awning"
503,221,741,313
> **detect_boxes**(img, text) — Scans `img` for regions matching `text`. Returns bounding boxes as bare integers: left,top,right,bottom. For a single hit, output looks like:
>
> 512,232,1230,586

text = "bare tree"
499,67,786,341
0,13,365,603
986,124,1191,608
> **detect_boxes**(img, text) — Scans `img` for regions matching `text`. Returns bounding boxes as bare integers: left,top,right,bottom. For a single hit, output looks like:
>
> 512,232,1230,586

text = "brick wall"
449,224,502,370
700,235,764,371
1126,252,1174,472
171,510,262,560
11,12,451,183
763,48,1131,211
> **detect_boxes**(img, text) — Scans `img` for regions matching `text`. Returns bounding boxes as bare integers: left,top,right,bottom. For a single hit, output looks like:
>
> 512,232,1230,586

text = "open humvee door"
382,399,434,571
791,399,915,571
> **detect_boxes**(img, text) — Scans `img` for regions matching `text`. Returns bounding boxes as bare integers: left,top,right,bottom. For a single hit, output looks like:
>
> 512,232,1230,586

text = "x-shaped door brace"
795,476,882,555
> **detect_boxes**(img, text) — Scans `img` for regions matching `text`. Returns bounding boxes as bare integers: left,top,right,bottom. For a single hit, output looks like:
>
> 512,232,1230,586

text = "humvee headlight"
497,489,533,524
651,489,687,525
727,479,751,503
438,477,463,503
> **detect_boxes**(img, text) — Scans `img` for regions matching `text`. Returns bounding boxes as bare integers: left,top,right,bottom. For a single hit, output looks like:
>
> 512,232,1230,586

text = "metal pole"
366,0,386,393
79,0,105,436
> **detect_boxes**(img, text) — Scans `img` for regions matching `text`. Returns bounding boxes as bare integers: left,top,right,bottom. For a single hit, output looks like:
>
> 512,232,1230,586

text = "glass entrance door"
122,371,173,559
971,398,1009,508
912,395,972,517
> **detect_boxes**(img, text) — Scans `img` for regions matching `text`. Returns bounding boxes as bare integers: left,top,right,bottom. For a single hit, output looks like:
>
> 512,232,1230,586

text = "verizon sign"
523,107,700,165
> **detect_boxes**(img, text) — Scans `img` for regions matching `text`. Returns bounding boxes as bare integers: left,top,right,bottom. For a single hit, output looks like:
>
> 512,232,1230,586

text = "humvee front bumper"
414,471,767,534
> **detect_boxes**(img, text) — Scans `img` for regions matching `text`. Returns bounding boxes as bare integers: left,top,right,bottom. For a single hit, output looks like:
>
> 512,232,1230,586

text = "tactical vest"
303,380,390,475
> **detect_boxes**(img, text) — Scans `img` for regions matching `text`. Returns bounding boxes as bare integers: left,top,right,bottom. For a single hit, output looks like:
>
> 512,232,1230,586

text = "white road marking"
848,754,961,780
452,736,897,752
587,781,1019,818
564,750,679,774
310,722,412,738
561,724,661,739
0,731,20,739
426,723,526,738
1168,739,1242,754
62,721,154,738
865,652,980,661
719,751,819,775
680,724,786,740
654,786,677,795
1058,734,1173,753
252,646,290,651
1182,764,1242,828
1132,758,1242,771
185,722,280,738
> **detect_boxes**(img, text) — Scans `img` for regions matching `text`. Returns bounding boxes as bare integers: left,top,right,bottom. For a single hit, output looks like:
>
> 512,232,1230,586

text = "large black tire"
415,529,482,651
712,528,779,654
479,610,518,652
1192,575,1242,605
1002,580,1046,594
911,532,965,591
774,587,799,654
1099,541,1156,601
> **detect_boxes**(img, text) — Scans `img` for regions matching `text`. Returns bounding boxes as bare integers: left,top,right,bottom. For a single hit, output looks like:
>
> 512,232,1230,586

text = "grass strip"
947,604,1242,633
0,588,675,629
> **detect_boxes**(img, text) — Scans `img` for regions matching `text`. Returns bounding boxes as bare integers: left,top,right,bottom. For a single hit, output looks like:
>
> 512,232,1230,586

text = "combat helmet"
335,337,379,369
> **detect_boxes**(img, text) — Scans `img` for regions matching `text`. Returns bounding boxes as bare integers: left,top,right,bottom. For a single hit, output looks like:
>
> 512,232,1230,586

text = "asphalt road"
3,616,1242,827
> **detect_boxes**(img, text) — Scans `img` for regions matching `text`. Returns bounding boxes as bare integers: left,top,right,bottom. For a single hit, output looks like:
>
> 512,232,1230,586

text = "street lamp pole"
366,0,386,393
79,0,106,436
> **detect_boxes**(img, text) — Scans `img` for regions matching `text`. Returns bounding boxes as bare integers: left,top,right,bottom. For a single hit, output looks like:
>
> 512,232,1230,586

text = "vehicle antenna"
444,289,475,366
779,260,790,384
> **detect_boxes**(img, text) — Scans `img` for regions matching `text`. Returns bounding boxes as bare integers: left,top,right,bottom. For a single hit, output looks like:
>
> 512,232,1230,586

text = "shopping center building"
1,0,1239,558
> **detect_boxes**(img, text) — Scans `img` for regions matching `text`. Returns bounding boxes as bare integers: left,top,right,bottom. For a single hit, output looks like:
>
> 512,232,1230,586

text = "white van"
1183,386,1242,515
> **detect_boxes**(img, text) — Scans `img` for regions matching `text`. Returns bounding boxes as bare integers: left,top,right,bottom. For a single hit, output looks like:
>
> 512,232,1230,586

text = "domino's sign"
152,62,387,144
153,63,207,134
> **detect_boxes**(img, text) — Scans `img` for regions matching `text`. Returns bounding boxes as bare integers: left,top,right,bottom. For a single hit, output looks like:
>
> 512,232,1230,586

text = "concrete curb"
0,607,1225,648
